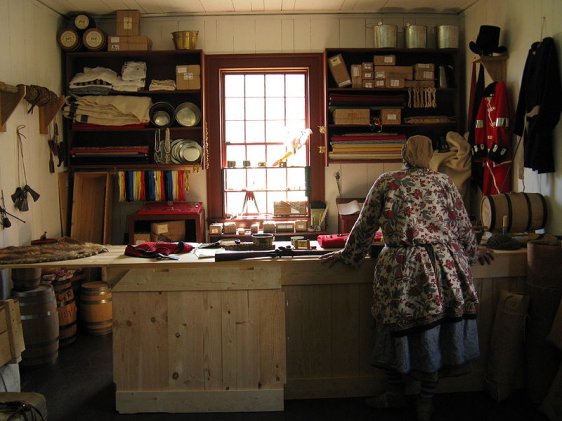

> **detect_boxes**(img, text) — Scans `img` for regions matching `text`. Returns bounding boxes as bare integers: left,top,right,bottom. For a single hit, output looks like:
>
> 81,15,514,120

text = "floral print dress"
340,167,480,375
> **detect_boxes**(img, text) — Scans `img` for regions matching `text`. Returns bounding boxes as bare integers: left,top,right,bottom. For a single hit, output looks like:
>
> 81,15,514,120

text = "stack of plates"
170,139,202,164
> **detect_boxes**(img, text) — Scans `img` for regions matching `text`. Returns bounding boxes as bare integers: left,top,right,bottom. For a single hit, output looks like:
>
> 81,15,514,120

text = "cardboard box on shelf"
209,223,223,235
328,54,352,87
176,65,201,90
116,10,141,36
381,108,402,125
362,80,375,89
415,63,435,71
108,35,152,51
374,55,396,65
223,221,237,234
361,62,374,71
351,64,362,88
385,78,405,88
333,108,370,125
295,220,309,232
361,71,374,80
133,232,151,244
404,80,435,88
374,65,413,80
150,221,185,242
415,68,435,80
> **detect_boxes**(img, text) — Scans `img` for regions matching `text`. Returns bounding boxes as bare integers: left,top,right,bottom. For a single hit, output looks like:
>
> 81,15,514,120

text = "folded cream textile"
70,67,120,86
121,61,147,81
149,79,176,91
64,95,151,125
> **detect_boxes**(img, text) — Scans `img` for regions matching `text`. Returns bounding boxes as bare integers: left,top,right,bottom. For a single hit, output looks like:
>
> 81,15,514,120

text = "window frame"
205,53,325,222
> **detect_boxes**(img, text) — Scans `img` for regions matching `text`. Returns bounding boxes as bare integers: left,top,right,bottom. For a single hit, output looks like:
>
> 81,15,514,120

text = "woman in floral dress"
321,135,493,421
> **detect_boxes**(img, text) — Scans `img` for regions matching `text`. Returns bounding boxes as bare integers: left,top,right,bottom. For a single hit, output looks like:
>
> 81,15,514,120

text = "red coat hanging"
473,81,512,195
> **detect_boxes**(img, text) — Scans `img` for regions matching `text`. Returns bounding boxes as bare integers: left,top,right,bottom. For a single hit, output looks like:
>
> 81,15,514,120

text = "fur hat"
469,25,507,56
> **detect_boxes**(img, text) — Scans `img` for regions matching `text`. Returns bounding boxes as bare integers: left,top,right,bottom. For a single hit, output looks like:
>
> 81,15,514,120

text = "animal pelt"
0,237,108,265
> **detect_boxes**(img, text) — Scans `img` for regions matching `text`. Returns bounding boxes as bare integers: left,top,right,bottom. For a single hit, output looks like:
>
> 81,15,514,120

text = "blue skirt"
371,319,480,378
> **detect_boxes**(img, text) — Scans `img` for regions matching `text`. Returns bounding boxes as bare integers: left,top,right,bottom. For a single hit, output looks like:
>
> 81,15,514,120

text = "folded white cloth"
122,61,147,81
149,79,176,91
64,95,152,125
70,67,120,86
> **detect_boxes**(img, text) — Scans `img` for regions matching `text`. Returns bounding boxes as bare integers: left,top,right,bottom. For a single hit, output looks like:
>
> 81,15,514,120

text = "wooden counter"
0,245,528,413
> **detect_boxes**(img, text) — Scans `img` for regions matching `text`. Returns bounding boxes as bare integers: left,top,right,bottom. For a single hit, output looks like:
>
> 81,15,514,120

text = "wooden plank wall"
113,289,286,412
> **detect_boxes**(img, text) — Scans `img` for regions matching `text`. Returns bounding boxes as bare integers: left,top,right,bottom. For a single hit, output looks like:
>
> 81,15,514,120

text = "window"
205,54,325,222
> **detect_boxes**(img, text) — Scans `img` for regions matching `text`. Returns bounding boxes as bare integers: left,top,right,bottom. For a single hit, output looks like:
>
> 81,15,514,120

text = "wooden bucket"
13,284,59,367
80,282,112,335
12,268,42,291
480,192,547,233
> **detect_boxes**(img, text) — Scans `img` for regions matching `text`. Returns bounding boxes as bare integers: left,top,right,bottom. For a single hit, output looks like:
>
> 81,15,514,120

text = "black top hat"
469,25,508,56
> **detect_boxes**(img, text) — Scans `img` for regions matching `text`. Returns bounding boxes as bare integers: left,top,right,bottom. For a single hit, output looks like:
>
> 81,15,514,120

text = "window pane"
246,168,266,190
287,149,307,166
224,74,244,97
225,191,245,216
253,191,267,214
266,144,286,164
286,74,305,97
286,119,306,133
287,167,306,190
245,74,264,97
225,121,245,143
246,145,266,166
225,144,246,164
245,121,265,143
267,191,285,214
267,168,287,190
246,98,264,120
225,98,244,120
224,168,246,190
266,98,284,120
266,74,284,97
286,98,305,120
287,191,307,201
265,121,287,142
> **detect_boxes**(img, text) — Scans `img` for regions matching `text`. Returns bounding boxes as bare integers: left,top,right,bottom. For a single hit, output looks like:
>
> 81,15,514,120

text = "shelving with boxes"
325,48,461,163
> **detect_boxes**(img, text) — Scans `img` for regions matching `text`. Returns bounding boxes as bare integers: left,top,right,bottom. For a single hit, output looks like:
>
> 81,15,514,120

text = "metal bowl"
172,31,199,50
149,102,175,127
174,102,201,127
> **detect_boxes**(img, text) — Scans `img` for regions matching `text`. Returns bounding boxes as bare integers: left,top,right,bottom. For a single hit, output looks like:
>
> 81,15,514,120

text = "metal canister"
437,25,459,48
405,24,427,48
374,23,397,48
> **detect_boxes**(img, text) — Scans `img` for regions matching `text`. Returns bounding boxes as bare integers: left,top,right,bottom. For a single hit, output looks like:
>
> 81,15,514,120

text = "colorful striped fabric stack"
117,170,198,201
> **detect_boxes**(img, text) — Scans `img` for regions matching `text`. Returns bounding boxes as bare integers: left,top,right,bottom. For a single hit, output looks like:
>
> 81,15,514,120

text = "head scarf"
402,135,434,169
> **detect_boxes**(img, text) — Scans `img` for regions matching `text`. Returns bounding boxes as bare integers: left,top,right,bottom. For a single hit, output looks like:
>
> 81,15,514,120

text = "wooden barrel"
80,282,112,336
480,192,547,233
57,28,82,51
82,28,106,51
13,284,59,367
51,275,78,347
11,268,41,292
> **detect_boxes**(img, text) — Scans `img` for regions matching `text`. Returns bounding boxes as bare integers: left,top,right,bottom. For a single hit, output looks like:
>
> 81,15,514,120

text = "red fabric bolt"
124,241,193,259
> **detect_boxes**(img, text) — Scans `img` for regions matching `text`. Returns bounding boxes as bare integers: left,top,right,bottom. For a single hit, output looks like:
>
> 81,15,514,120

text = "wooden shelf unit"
324,48,462,164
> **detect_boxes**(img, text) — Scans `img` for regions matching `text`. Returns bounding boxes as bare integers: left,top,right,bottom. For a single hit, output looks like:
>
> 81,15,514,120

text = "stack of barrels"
57,13,107,52
11,268,59,367
10,268,113,367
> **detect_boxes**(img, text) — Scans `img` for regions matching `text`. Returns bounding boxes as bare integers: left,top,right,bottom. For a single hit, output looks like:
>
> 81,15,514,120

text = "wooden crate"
0,299,25,366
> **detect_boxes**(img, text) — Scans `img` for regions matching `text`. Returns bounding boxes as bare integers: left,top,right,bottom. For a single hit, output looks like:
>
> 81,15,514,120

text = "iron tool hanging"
11,125,40,212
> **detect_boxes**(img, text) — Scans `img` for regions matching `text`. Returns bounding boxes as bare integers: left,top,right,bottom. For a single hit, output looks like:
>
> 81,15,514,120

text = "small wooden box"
250,222,260,233
150,221,185,242
276,221,295,233
223,222,237,234
0,299,25,366
209,223,223,235
374,55,396,65
263,221,276,233
295,220,309,232
381,108,402,125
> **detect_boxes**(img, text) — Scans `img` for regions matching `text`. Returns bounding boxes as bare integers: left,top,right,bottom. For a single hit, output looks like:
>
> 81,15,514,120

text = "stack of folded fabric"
63,95,152,126
329,132,407,160
149,79,176,91
114,61,146,92
68,67,118,95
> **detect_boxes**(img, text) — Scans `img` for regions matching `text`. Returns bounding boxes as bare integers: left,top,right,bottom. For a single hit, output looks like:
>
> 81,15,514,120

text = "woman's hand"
320,250,344,267
477,246,494,265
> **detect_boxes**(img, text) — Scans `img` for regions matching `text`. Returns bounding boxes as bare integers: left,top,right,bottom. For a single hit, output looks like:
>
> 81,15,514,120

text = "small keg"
83,28,107,51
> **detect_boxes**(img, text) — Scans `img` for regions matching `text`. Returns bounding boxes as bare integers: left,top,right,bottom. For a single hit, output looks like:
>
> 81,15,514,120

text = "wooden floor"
18,333,548,421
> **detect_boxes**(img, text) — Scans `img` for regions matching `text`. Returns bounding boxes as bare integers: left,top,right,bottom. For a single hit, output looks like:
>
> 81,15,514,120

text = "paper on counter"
337,200,362,215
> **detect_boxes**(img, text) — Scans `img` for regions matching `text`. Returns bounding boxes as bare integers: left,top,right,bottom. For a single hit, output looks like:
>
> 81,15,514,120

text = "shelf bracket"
474,55,508,82
38,95,65,134
0,82,26,132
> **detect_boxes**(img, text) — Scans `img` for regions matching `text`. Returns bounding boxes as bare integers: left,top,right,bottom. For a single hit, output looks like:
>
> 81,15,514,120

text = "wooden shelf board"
39,95,65,134
0,83,25,132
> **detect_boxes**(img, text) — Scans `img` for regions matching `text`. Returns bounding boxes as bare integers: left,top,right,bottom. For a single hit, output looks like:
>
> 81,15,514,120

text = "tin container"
374,23,397,48
405,24,427,48
437,25,459,48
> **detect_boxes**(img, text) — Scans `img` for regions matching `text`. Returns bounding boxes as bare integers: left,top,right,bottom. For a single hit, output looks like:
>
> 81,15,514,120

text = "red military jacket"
473,81,512,195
